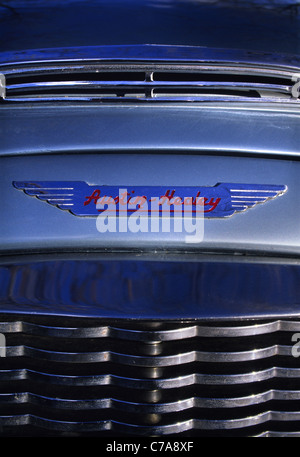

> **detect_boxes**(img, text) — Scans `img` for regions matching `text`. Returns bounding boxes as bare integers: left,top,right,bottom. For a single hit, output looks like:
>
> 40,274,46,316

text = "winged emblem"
12,181,287,218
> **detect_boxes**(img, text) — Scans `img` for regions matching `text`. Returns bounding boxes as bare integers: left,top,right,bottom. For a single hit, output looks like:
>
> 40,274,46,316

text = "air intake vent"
2,314,300,436
1,62,299,103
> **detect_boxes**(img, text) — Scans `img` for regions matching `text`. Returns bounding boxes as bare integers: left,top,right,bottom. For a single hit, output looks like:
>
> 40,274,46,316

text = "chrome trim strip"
4,345,294,364
1,63,297,79
1,389,300,411
1,367,300,387
256,431,300,437
1,319,300,339
4,95,299,103
7,81,291,93
1,411,300,432
2,66,297,80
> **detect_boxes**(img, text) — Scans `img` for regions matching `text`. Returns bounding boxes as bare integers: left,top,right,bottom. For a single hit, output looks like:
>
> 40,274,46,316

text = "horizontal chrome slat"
1,389,300,411
1,366,300,387
1,315,300,436
4,345,294,364
1,411,300,433
4,95,298,103
1,319,300,339
6,81,291,93
256,431,300,437
1,62,297,79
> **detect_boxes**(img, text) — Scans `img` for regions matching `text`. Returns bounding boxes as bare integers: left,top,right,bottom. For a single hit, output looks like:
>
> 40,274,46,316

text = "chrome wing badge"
12,181,287,218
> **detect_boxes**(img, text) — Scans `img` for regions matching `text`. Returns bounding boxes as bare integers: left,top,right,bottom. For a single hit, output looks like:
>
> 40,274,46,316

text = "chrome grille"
1,62,299,103
1,316,300,436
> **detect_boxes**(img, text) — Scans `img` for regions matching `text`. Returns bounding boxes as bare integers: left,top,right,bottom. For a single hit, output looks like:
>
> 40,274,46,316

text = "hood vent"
1,62,299,103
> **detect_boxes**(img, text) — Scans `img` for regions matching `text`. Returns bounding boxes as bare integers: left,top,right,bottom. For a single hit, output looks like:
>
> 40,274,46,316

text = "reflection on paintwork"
1,258,300,319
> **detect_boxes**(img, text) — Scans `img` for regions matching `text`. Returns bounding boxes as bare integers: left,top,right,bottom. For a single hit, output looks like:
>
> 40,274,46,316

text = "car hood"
0,0,300,59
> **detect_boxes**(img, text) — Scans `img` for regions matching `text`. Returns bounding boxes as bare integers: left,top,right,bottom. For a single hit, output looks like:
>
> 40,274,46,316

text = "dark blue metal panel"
1,44,300,68
0,153,296,256
1,105,300,158
0,1,299,57
1,256,300,319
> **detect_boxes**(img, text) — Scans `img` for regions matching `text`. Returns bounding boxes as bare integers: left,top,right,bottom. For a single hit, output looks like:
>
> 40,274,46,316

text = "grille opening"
153,88,262,98
1,315,300,436
153,71,291,85
6,88,149,98
7,71,147,84
1,63,298,103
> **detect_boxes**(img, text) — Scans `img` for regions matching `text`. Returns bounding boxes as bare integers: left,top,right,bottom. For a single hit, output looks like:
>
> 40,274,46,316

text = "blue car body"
1,0,300,437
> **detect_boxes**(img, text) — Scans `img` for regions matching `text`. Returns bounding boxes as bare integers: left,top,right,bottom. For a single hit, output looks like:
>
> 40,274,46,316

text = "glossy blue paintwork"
1,255,300,319
1,44,300,68
1,0,300,323
1,0,300,57
1,104,300,158
1,153,297,255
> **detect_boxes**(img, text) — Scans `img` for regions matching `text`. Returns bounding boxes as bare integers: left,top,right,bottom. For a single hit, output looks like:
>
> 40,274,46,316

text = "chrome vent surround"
2,315,300,436
1,62,300,103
